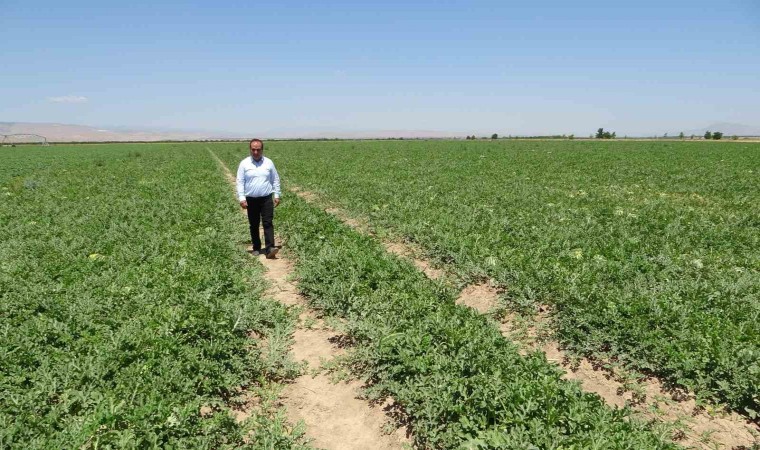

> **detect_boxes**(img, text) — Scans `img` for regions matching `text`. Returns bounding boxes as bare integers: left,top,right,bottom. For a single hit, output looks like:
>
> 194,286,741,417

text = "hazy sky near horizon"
2,0,759,136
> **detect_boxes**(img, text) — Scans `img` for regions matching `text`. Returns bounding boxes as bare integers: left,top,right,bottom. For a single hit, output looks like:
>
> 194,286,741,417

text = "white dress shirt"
236,156,281,201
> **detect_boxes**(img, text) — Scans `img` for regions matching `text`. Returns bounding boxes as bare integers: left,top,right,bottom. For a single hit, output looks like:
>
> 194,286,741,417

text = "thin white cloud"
47,95,88,104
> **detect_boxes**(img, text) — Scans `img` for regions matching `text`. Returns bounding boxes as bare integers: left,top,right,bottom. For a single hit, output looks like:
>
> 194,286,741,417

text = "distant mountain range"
1,121,758,142
0,122,467,142
0,122,244,142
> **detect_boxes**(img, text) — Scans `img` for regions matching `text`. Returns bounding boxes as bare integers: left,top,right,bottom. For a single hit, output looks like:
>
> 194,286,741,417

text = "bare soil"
292,188,446,281
455,282,500,313
211,150,410,450
290,179,759,449
266,254,410,450
500,305,758,448
539,340,757,448
381,241,446,280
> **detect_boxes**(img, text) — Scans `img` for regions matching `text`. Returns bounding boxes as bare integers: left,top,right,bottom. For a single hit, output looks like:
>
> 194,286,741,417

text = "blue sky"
2,0,759,136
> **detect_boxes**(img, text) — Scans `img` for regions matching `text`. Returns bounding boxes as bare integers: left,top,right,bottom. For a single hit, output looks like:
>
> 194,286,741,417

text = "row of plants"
272,190,678,448
215,139,760,417
0,144,308,448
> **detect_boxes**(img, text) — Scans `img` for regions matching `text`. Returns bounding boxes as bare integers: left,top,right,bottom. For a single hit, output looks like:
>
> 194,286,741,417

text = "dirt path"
289,186,759,450
290,187,447,281
209,149,409,450
265,254,410,450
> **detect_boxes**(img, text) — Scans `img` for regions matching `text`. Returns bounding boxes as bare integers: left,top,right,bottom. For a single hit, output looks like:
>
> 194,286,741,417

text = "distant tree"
731,135,738,140
679,132,685,139
690,134,695,140
595,128,615,139
664,132,669,138
568,134,575,140
704,131,712,140
712,131,723,140
491,133,498,140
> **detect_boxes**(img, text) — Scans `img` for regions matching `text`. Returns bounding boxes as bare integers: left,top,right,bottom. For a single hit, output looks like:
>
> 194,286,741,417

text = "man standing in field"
236,138,281,258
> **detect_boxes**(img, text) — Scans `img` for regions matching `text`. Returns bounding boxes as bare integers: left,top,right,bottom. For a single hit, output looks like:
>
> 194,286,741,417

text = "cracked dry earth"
210,150,409,450
290,186,759,450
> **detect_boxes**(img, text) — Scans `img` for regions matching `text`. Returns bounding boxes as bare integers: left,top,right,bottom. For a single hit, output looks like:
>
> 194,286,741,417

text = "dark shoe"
265,247,279,259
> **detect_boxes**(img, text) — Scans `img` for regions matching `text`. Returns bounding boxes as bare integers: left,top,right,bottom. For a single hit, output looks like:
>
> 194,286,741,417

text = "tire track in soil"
289,186,759,450
209,150,410,450
291,187,446,281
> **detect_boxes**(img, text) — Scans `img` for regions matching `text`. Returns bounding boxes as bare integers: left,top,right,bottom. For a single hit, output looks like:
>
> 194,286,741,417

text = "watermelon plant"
216,139,760,417
272,192,678,448
0,143,308,448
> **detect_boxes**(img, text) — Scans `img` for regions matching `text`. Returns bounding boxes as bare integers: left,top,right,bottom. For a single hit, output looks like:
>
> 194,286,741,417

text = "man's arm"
236,161,247,208
270,161,281,206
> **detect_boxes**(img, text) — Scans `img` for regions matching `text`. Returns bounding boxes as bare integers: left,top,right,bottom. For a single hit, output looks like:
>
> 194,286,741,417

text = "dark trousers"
246,194,275,252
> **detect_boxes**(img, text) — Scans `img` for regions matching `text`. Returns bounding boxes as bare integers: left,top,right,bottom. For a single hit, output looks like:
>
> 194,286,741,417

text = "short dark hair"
249,138,264,150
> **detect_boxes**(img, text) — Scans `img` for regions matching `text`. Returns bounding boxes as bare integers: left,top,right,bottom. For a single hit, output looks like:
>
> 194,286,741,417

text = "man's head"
249,138,264,161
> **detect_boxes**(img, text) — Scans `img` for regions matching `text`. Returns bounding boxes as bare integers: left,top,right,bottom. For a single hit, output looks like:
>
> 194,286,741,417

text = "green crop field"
2,140,757,448
0,144,307,448
219,139,759,416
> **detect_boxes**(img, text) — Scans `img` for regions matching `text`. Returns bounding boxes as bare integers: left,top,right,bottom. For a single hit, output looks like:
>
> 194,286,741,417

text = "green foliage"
596,128,615,139
0,144,308,448
491,133,498,140
704,131,712,139
258,139,760,416
712,131,723,140
272,193,677,449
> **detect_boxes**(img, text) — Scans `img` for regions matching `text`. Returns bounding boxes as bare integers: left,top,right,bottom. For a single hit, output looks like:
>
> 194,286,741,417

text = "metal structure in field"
1,134,49,146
